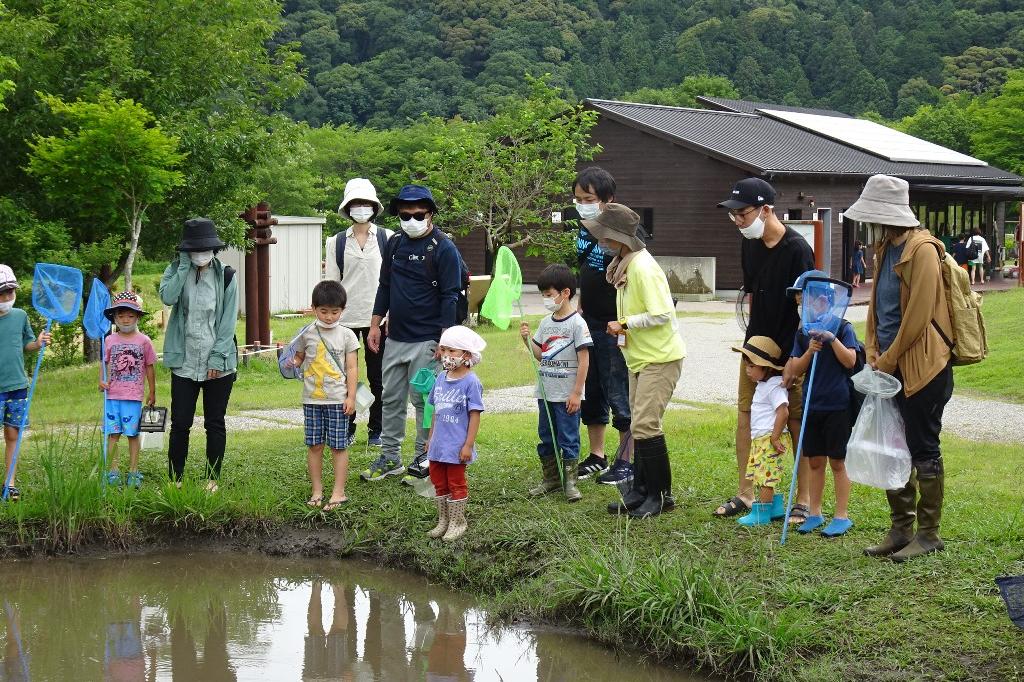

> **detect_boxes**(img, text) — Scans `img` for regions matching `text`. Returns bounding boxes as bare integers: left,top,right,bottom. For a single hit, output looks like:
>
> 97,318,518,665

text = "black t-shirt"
741,227,816,359
576,226,620,323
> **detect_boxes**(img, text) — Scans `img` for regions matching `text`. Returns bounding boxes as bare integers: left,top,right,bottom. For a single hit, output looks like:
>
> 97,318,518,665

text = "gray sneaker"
360,456,405,481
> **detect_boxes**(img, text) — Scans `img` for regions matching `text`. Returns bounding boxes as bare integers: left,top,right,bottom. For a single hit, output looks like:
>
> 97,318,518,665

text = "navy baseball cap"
389,184,438,214
718,178,777,209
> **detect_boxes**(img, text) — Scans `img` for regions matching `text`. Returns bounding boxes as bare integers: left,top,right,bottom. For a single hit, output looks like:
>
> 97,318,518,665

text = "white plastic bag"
845,368,912,490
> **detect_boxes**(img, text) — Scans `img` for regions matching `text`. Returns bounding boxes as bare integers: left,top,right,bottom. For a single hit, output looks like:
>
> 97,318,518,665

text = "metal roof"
911,184,1024,198
586,98,1023,185
697,96,853,118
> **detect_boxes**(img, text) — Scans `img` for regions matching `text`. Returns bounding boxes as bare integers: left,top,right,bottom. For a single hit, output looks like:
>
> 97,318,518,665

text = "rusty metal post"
253,202,278,347
239,207,260,347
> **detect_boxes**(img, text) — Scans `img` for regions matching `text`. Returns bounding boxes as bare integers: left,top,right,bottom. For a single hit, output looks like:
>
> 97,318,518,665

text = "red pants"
429,461,468,501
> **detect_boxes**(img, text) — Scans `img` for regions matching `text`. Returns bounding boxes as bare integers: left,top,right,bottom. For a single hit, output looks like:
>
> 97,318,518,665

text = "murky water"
1,551,703,681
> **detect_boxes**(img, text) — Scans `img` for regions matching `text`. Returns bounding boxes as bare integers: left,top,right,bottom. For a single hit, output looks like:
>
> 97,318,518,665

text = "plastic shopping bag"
278,323,313,379
845,367,911,489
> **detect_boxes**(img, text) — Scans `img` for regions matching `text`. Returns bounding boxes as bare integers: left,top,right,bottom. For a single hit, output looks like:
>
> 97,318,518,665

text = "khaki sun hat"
580,203,645,252
732,335,785,371
843,174,919,228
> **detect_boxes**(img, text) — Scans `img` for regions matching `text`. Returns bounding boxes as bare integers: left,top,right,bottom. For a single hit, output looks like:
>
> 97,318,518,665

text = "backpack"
224,265,239,352
964,237,980,261
839,319,867,424
384,230,471,324
335,228,389,279
932,246,988,365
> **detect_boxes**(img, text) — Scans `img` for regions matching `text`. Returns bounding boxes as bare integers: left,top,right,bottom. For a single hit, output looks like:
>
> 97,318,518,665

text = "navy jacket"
372,228,461,342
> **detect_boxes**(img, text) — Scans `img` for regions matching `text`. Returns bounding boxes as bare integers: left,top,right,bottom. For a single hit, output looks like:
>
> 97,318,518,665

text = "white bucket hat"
338,178,383,220
844,175,920,228
0,264,18,292
439,325,487,366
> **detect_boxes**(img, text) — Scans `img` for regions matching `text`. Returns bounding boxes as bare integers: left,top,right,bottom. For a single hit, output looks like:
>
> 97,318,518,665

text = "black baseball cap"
717,178,776,209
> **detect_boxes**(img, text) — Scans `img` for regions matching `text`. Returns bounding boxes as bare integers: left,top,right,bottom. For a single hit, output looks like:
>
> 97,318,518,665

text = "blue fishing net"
800,276,852,338
82,278,112,340
32,263,83,323
278,323,313,380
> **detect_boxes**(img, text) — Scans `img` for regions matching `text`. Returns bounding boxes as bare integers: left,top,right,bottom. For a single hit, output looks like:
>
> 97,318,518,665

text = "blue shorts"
304,404,349,450
1,388,29,429
104,399,142,437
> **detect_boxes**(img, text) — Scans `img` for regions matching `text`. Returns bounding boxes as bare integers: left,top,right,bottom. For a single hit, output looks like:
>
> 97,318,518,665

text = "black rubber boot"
628,435,672,519
608,437,647,514
864,474,917,557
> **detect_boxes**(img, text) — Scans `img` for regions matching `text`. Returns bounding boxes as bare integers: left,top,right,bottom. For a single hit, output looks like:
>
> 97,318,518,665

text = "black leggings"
168,372,235,481
894,363,953,463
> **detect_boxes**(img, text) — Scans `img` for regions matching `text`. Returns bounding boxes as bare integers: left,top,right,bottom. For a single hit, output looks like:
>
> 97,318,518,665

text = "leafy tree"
894,77,943,118
895,101,976,155
624,75,739,108
971,69,1024,174
417,76,599,269
27,93,185,290
942,46,1023,95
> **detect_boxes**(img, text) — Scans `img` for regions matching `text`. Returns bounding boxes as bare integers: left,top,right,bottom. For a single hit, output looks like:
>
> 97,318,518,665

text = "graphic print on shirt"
540,334,573,361
109,343,143,386
307,342,342,400
433,385,466,424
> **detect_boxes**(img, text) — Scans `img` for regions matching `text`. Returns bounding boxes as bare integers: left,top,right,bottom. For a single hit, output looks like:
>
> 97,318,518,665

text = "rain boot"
891,459,945,562
629,435,672,519
737,501,773,526
770,493,786,521
864,473,918,557
529,457,561,497
442,497,468,542
428,495,450,538
563,461,582,503
608,438,648,514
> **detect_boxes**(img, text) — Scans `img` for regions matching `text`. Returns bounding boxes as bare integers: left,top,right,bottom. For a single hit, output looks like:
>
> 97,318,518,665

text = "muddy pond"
1,551,705,681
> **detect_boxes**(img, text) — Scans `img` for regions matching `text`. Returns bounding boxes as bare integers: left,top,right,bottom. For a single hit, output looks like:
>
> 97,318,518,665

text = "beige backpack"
933,244,988,365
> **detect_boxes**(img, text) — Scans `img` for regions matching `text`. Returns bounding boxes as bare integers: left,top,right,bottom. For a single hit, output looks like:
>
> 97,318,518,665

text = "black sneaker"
577,453,608,479
597,460,633,486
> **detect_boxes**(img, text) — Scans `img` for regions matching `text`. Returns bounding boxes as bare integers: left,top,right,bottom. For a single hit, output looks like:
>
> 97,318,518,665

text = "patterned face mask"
441,354,466,371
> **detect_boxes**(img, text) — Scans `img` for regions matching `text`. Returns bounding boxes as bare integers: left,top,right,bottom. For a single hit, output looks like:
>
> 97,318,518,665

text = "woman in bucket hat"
847,174,954,562
585,204,686,518
324,178,393,447
159,218,238,491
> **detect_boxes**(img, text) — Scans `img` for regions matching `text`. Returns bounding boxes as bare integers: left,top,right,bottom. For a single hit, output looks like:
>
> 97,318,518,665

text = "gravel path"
217,309,1016,443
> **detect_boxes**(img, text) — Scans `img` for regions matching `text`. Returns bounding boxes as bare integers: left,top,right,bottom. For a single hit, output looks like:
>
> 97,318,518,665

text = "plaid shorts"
1,388,29,429
304,404,349,450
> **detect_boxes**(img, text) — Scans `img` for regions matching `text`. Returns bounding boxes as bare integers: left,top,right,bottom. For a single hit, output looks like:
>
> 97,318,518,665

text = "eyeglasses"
398,211,430,221
728,207,758,223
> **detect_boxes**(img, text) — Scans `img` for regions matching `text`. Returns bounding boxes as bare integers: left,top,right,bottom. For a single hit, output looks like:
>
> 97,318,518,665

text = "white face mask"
349,207,374,223
738,208,767,240
541,294,562,312
316,319,341,329
575,201,602,220
400,217,430,238
0,299,14,314
190,250,214,267
441,354,465,371
116,323,138,334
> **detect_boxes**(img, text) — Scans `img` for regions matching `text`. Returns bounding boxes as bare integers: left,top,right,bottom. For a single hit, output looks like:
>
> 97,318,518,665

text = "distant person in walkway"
0,263,51,502
968,228,990,284
520,264,592,503
851,240,866,287
324,178,393,447
160,218,239,491
849,174,954,562
950,234,971,269
289,280,360,511
364,185,462,482
572,167,636,487
714,178,814,522
585,204,686,519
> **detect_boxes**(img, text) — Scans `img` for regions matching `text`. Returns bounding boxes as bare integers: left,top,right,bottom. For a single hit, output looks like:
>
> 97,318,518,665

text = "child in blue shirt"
424,325,486,543
0,264,51,501
784,272,859,537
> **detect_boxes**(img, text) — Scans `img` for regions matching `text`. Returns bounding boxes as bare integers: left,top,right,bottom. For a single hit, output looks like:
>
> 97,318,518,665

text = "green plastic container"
410,368,437,428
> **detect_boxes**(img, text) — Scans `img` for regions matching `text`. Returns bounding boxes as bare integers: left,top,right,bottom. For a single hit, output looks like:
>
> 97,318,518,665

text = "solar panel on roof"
758,109,987,167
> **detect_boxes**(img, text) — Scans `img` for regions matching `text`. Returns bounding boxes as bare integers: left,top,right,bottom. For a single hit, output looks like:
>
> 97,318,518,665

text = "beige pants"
627,359,684,440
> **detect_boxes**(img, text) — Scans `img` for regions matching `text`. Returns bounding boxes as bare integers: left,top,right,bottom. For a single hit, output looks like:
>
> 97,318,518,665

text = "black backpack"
965,237,981,261
383,230,471,324
335,228,389,279
840,319,867,423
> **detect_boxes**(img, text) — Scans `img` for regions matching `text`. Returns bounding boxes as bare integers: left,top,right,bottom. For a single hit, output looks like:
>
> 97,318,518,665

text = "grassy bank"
3,406,1022,680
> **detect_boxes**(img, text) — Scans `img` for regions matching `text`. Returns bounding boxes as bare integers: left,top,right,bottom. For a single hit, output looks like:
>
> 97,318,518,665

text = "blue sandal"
797,515,826,534
821,518,854,537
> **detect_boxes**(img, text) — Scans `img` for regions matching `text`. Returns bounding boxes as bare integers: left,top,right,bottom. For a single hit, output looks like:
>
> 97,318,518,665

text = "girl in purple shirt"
424,325,486,542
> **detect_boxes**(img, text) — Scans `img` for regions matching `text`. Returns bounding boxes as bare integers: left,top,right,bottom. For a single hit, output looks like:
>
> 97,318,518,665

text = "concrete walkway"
221,310,1021,445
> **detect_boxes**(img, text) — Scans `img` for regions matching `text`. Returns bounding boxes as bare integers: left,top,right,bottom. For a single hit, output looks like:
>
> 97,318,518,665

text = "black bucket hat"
178,217,227,252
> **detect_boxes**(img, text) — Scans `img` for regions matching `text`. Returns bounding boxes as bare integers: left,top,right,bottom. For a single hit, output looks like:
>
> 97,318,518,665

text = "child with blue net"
783,270,859,537
0,264,51,501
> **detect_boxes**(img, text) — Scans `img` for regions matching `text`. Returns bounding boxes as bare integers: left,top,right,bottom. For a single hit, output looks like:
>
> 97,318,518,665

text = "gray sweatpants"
380,338,438,464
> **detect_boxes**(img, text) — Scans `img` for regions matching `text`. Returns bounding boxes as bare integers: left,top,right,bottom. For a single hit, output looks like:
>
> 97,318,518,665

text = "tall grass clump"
34,430,107,549
547,540,800,678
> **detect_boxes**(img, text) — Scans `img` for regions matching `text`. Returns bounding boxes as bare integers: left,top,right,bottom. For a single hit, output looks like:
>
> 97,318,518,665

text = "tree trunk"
123,206,145,291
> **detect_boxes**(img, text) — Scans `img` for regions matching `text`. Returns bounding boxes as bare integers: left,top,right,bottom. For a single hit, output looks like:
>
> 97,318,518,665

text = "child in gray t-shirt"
519,265,592,502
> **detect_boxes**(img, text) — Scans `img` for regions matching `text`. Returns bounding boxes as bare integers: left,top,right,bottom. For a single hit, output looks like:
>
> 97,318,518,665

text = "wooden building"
459,97,1023,288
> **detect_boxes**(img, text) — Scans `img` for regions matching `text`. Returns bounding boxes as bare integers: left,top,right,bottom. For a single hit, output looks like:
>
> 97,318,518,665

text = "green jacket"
159,254,239,374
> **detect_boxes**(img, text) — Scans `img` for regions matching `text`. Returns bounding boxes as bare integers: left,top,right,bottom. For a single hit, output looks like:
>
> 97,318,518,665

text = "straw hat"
732,335,784,371
844,175,919,227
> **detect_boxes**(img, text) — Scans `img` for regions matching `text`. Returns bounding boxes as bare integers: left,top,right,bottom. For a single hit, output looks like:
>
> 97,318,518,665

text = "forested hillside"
278,0,1024,127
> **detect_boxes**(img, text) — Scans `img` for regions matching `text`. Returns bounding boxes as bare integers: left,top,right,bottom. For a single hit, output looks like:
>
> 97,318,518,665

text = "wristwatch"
618,317,628,329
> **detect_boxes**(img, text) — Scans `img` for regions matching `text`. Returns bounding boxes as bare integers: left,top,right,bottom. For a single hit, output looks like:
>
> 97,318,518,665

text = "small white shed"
219,215,325,315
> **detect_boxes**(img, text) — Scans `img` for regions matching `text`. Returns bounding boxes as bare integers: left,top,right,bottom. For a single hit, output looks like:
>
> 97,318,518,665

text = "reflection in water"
0,552,700,681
